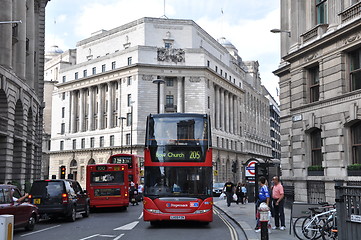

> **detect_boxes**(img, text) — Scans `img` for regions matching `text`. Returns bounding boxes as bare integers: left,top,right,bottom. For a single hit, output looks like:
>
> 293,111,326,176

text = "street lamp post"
152,78,165,113
270,28,291,37
130,101,135,154
119,116,126,152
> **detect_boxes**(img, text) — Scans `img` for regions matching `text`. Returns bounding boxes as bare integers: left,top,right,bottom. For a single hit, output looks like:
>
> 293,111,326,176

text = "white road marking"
113,234,125,240
99,235,116,238
79,234,99,240
215,209,239,240
20,225,61,237
138,212,143,219
113,221,139,230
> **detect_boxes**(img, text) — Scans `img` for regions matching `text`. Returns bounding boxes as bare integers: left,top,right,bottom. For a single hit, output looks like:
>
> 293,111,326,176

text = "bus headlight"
194,209,210,214
146,209,162,214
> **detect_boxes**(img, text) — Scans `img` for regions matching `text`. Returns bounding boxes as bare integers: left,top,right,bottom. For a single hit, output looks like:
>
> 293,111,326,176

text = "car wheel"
82,203,90,218
25,214,36,231
68,206,76,222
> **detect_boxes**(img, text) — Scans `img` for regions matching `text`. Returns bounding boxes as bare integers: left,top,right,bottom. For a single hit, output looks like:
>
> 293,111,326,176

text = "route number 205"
190,151,201,159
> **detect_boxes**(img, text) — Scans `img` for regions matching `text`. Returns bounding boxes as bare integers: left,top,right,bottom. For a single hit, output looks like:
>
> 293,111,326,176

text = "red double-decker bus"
108,153,141,185
86,164,129,209
143,113,213,225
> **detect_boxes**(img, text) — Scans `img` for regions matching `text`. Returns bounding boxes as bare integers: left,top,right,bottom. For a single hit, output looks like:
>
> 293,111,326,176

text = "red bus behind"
86,164,129,209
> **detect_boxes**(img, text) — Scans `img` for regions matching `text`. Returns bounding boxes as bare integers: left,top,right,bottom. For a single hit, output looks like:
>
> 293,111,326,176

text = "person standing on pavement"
272,176,286,230
223,179,235,207
241,183,247,204
255,176,270,232
235,182,244,204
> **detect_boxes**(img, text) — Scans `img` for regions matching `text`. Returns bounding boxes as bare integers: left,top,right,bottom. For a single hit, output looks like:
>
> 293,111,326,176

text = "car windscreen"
30,181,64,197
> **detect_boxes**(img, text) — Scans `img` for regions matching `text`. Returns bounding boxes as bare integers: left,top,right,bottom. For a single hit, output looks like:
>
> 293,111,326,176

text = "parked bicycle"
320,208,337,240
293,202,337,240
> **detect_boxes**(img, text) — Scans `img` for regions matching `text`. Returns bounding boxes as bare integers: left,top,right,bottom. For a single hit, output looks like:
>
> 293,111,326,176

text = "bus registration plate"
170,216,185,220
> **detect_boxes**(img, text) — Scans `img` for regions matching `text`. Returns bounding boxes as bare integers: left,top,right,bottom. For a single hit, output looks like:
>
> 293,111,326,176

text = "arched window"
88,158,95,165
351,121,361,164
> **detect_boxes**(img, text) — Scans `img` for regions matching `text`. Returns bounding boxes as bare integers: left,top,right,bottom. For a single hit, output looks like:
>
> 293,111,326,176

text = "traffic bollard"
0,215,14,240
258,203,269,240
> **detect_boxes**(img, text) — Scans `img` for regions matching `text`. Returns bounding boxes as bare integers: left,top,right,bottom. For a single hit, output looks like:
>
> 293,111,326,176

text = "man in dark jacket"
223,179,235,207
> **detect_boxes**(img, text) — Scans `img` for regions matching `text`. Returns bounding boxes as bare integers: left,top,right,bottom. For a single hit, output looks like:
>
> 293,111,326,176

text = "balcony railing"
340,1,361,23
301,24,328,44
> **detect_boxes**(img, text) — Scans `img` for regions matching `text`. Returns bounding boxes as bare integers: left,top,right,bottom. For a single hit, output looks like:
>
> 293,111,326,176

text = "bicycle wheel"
293,216,308,240
321,217,338,240
301,216,323,239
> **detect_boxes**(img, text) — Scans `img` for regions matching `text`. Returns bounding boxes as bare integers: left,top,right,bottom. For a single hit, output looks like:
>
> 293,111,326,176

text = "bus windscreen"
90,171,124,185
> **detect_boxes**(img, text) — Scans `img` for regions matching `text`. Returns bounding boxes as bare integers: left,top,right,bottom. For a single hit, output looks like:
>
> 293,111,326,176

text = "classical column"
107,82,113,128
0,0,12,68
230,94,234,134
216,86,220,129
88,87,94,131
225,91,229,133
97,85,104,130
159,81,165,113
177,77,183,113
220,88,225,131
79,89,85,132
26,0,35,87
13,0,26,79
70,91,76,133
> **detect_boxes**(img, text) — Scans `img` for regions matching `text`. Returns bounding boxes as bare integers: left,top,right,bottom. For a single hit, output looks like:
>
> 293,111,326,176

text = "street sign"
245,160,257,177
213,170,218,176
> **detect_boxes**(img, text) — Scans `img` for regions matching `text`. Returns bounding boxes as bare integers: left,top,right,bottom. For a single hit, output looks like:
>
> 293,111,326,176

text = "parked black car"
0,184,39,231
29,179,90,222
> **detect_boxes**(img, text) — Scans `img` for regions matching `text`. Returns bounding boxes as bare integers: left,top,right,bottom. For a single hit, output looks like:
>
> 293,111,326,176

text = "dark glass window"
352,121,361,164
166,95,174,107
316,0,327,24
350,49,361,91
309,66,320,102
311,129,322,166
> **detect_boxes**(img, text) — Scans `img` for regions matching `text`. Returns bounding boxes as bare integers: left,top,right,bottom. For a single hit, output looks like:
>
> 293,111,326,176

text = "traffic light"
60,165,66,179
232,161,237,173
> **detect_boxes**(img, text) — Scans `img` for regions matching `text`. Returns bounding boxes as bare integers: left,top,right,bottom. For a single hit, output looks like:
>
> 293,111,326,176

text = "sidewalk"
214,199,297,240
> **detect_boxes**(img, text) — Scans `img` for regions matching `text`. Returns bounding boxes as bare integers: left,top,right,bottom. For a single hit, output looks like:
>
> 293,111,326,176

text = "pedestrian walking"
271,176,286,230
235,182,244,204
223,179,235,207
255,176,271,233
241,183,247,204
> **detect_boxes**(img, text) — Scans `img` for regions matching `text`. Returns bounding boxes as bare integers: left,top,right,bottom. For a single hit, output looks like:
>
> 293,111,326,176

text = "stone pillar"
26,0,35,88
159,81,165,113
220,88,225,131
225,91,229,132
0,0,12,68
230,94,234,134
13,0,26,79
107,82,113,128
70,91,76,133
97,85,104,130
177,77,183,113
79,89,84,132
88,87,94,131
216,86,220,129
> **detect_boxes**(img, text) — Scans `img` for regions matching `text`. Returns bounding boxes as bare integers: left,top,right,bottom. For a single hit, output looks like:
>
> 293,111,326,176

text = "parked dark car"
28,179,90,222
0,184,39,231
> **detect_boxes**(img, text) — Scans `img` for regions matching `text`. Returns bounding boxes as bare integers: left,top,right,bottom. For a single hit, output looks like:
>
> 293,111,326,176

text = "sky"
45,0,281,100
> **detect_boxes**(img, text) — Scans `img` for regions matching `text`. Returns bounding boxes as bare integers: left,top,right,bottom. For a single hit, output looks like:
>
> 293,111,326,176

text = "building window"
110,135,114,146
208,96,210,109
62,107,65,118
100,136,104,147
81,138,85,149
309,66,320,102
165,42,172,48
316,0,327,24
127,113,132,126
351,121,361,164
207,60,210,67
90,137,95,148
75,72,78,80
127,76,132,85
166,95,174,107
72,139,77,150
310,129,323,166
92,67,96,75
102,64,106,72
126,133,131,145
83,69,87,77
112,61,116,70
62,92,66,100
60,141,64,150
128,57,132,65
350,48,361,91
215,66,218,73
62,76,66,83
166,79,174,86
127,94,132,107
61,123,65,134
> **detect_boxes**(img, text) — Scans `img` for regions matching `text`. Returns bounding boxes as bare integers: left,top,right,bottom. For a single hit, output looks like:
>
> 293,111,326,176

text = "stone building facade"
47,17,272,187
274,0,361,203
0,0,49,188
